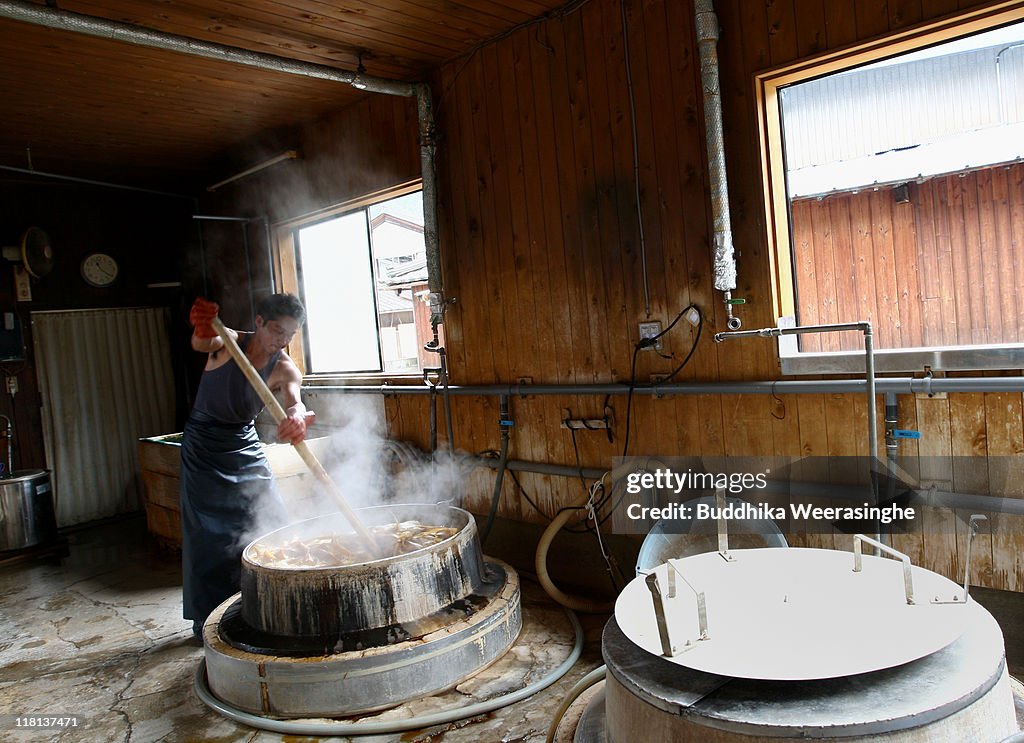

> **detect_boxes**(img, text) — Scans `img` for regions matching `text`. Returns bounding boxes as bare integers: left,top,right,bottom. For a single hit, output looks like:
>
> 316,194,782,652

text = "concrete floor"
3,516,1024,743
0,516,604,743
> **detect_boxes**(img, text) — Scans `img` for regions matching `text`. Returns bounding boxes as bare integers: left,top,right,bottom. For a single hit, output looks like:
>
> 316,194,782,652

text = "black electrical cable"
621,304,703,457
650,302,697,344
569,428,588,493
659,308,703,384
621,343,641,458
507,469,555,521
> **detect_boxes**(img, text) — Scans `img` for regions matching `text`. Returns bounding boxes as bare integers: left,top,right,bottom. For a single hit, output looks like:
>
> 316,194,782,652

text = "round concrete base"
203,559,521,718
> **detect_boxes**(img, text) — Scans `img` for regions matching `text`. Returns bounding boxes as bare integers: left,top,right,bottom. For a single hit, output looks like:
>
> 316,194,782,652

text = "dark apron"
180,410,285,624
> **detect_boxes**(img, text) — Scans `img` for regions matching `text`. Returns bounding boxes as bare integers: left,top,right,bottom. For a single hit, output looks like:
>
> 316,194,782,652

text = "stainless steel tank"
0,469,56,552
593,543,1018,742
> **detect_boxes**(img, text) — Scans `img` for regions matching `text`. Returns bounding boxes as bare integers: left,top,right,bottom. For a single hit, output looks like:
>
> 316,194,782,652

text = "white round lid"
615,546,972,680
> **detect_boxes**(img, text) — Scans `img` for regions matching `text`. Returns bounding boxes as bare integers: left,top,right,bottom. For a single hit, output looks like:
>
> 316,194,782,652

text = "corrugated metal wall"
33,307,176,526
780,39,1024,169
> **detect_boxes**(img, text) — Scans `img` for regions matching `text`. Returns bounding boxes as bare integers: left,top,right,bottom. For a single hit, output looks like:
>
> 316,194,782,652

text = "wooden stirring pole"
209,316,379,555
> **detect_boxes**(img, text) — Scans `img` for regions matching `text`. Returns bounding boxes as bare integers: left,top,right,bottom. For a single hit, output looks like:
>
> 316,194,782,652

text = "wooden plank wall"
230,0,1024,592
412,0,1024,593
792,163,1024,352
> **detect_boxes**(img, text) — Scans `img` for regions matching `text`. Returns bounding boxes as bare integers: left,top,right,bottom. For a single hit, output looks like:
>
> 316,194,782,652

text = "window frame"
755,1,1024,375
271,179,427,382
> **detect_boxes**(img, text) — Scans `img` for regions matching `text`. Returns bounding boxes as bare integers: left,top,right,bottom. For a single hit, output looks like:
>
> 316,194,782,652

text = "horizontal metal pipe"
471,456,1024,518
192,215,253,222
0,163,190,199
207,150,299,192
305,375,1024,397
0,0,416,97
715,322,868,342
475,456,606,481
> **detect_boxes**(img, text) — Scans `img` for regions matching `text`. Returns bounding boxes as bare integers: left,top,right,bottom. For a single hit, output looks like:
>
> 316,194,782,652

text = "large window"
757,5,1024,373
280,188,435,375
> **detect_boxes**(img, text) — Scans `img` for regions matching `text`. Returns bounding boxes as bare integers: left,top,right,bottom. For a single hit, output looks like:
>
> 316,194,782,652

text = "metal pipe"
0,0,445,331
693,0,739,326
241,223,255,321
713,322,868,340
716,320,880,543
207,150,298,192
865,325,878,506
472,454,1024,519
305,374,1024,397
885,391,899,458
884,391,899,521
995,42,1024,125
193,203,209,298
0,0,416,97
416,83,445,328
476,455,606,482
0,414,12,477
0,163,190,200
262,217,275,295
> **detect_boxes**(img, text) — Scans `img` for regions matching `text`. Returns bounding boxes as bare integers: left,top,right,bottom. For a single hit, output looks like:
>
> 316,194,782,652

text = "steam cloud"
238,393,470,552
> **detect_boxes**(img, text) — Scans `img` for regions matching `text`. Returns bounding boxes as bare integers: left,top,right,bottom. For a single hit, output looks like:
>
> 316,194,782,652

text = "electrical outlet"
638,321,662,351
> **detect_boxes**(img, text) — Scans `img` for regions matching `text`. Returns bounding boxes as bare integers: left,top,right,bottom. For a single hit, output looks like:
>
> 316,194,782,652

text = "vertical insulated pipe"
417,83,445,329
694,0,740,329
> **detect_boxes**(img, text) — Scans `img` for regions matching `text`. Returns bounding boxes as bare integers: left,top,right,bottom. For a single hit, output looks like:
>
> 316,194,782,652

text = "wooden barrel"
239,504,486,640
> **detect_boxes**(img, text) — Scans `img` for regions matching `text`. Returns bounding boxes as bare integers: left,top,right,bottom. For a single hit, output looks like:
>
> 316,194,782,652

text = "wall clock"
81,253,119,287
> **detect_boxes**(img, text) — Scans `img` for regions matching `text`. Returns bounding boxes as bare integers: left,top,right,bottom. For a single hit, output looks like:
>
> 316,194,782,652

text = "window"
757,5,1024,374
278,187,437,375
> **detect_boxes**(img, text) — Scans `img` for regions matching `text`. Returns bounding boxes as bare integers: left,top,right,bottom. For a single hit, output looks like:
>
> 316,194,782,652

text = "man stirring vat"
181,294,315,640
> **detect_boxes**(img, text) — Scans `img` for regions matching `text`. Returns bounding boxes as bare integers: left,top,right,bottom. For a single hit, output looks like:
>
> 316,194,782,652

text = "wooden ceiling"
0,0,567,190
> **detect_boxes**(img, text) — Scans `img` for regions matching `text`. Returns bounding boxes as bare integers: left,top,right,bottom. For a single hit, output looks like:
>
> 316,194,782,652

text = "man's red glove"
189,298,219,339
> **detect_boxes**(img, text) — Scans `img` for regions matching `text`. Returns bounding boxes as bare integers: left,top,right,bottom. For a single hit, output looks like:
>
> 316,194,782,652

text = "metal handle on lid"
645,558,710,658
852,534,915,605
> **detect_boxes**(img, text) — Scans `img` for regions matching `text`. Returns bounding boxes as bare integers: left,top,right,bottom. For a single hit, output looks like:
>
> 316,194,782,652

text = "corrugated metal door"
33,307,176,527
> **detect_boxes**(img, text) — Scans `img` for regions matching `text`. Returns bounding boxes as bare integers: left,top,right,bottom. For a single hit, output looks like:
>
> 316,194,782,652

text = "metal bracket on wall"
560,407,614,443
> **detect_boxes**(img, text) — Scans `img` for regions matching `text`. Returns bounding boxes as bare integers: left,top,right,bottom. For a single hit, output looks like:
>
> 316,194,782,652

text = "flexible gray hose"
545,664,607,743
193,607,584,736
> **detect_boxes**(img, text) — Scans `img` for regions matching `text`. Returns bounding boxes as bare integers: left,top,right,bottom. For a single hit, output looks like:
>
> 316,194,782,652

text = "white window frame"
755,1,1024,374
